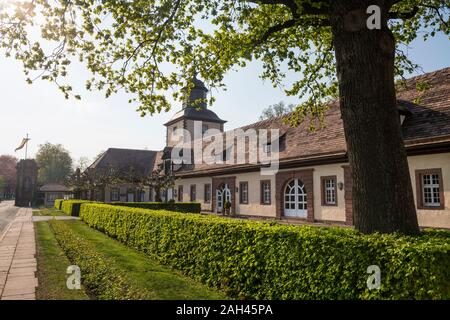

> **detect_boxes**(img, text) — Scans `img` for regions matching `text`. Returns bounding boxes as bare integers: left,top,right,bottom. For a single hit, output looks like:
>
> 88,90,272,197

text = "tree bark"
329,0,419,234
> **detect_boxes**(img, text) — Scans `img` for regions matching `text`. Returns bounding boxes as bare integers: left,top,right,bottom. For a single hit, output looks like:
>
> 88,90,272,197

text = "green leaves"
49,219,152,300
109,201,201,213
80,203,450,300
35,142,74,185
0,0,448,123
61,200,93,216
54,198,64,210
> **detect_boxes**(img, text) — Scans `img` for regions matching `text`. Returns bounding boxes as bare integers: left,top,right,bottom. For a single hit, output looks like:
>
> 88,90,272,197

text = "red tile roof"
397,68,450,144
89,148,158,177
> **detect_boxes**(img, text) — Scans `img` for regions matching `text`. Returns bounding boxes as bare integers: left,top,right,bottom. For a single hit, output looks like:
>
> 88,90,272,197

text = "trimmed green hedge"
48,220,151,299
61,200,93,216
110,202,201,213
54,199,64,210
80,203,450,299
58,200,200,215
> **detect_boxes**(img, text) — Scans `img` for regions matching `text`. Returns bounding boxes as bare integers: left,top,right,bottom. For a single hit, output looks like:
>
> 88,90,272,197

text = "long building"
86,68,450,229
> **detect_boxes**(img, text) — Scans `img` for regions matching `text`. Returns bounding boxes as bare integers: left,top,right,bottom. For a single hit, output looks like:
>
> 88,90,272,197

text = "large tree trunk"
329,0,419,234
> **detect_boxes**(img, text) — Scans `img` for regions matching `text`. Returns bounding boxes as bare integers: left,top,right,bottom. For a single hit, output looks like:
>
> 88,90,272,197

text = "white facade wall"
174,152,450,229
408,153,450,228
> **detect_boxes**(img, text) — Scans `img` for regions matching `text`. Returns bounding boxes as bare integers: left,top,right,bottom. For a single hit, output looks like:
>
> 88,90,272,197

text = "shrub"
110,202,201,213
48,220,152,300
54,199,64,210
61,200,93,216
80,203,450,300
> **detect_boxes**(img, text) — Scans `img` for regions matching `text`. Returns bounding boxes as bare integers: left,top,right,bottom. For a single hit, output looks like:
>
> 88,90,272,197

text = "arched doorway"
216,183,231,213
284,179,307,218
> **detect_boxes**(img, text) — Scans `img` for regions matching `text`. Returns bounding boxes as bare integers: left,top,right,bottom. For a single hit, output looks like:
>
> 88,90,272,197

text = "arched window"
284,179,307,218
216,183,231,213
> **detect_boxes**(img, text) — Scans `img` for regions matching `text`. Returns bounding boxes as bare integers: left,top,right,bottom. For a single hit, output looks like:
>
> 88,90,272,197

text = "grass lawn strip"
64,220,227,300
35,221,90,300
33,208,69,216
49,220,152,299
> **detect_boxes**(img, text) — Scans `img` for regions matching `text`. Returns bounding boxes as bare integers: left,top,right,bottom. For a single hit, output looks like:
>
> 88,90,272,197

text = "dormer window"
263,143,272,155
400,115,406,125
397,102,412,126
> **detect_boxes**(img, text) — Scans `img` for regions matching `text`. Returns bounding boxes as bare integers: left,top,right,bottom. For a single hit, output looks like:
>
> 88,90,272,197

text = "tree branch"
121,0,181,76
253,1,332,47
247,0,329,16
388,6,419,20
255,19,297,46
419,4,449,29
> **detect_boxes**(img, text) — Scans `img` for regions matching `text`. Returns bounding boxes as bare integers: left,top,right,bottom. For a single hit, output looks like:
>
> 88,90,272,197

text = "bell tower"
164,75,226,148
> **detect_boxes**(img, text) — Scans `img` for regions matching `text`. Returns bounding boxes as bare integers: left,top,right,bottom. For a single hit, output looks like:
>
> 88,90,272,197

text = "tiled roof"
175,67,450,176
397,67,450,144
166,107,227,126
39,183,72,192
152,150,165,171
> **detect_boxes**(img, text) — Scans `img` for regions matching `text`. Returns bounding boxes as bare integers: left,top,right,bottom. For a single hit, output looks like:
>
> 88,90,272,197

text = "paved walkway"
0,207,37,300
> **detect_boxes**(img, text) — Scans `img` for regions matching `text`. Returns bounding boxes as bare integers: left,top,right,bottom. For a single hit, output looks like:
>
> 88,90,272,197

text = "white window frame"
261,181,271,204
325,179,336,205
190,184,196,202
422,173,441,207
204,184,211,203
240,182,248,204
284,179,307,218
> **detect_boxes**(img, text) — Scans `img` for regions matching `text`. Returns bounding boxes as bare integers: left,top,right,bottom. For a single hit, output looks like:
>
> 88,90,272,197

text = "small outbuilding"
38,183,73,207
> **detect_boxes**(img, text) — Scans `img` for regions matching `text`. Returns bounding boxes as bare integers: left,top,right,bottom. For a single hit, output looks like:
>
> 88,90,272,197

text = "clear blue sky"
0,33,448,164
